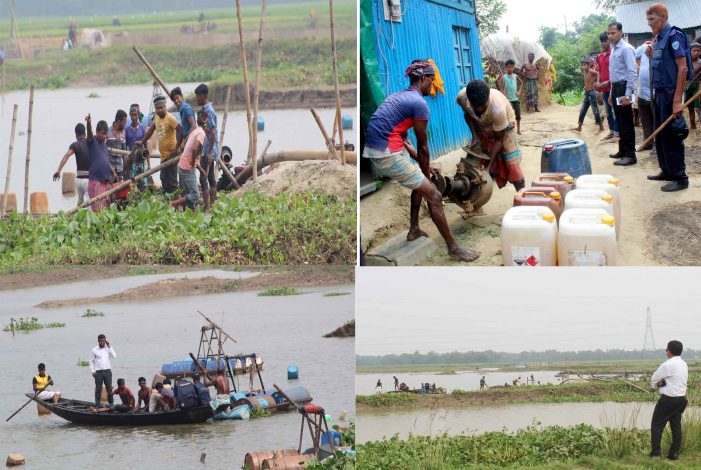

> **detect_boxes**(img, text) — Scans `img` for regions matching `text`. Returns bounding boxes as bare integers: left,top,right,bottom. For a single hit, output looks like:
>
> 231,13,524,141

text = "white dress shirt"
89,345,116,373
609,38,637,97
650,355,687,397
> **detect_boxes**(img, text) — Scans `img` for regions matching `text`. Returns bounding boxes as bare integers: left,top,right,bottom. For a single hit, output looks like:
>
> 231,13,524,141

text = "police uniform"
651,23,693,187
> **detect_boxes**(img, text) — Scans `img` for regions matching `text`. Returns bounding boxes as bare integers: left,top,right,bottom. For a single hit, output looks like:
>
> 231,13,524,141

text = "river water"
357,402,667,443
0,271,355,468
0,83,357,212
356,370,561,394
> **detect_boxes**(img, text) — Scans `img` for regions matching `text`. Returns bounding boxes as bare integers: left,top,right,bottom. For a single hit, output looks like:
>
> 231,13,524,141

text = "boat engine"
430,150,493,216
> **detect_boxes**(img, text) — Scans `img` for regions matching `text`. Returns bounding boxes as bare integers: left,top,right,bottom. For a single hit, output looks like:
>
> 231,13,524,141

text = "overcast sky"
498,0,604,42
356,268,701,356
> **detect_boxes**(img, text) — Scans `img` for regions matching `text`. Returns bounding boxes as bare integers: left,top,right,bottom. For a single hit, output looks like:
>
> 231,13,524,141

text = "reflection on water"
0,83,357,212
357,402,663,443
0,277,355,467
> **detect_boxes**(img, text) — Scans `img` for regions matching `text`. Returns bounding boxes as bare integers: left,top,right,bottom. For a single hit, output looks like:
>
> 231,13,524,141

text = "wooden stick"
216,85,240,190
328,0,345,165
23,85,34,213
331,112,339,143
638,89,701,150
197,310,237,343
5,383,50,422
132,46,170,97
251,0,267,185
64,156,181,216
2,104,18,216
189,352,213,382
235,0,254,179
310,108,341,160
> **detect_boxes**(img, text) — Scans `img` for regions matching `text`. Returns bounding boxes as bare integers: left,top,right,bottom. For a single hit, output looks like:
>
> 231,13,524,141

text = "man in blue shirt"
645,3,693,192
195,83,219,211
635,42,654,152
170,87,197,140
86,114,117,211
607,21,638,166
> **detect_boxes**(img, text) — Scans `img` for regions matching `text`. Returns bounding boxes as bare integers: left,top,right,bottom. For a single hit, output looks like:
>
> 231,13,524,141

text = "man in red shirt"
596,31,619,141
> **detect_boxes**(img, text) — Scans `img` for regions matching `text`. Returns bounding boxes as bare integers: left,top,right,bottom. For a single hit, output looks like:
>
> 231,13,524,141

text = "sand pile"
238,160,356,199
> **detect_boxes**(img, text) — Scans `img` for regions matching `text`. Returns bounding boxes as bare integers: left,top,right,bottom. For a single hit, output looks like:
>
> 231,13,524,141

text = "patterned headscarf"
405,60,435,79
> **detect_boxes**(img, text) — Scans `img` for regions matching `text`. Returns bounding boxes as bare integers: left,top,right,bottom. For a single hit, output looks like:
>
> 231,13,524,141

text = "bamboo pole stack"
2,104,18,216
328,0,345,165
23,85,34,213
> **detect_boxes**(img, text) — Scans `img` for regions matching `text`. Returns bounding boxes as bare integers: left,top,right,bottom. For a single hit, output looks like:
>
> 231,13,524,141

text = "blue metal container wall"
369,0,483,158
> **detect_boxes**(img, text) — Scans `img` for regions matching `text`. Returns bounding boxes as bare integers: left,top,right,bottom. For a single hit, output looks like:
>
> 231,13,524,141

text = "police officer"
646,3,693,192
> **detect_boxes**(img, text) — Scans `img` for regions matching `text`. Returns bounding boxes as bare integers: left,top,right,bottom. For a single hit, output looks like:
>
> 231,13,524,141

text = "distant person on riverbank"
33,363,60,403
89,334,116,406
136,377,151,412
572,58,604,134
138,95,182,193
195,84,219,211
520,52,540,112
497,59,523,134
106,110,128,182
375,379,382,393
364,60,480,262
86,114,117,211
480,376,486,390
172,109,207,211
53,123,90,204
650,340,688,460
393,376,399,391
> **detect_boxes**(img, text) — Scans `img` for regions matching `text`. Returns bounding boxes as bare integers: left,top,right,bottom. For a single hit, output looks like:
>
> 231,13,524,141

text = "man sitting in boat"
135,376,151,412
149,382,170,412
161,378,176,409
192,374,212,406
203,368,230,396
110,378,136,411
174,377,199,410
33,363,61,403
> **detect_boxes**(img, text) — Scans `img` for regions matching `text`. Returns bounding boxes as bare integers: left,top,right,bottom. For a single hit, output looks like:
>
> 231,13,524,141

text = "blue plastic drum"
342,114,353,130
540,138,592,179
288,365,299,380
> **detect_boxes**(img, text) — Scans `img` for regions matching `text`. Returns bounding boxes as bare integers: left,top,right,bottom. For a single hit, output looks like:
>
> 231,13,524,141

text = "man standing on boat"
89,334,116,406
203,368,230,396
33,363,61,403
53,123,90,205
650,340,688,460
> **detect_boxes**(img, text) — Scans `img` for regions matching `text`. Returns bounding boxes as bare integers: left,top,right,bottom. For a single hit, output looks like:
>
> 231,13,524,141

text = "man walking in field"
650,340,688,460
138,95,182,193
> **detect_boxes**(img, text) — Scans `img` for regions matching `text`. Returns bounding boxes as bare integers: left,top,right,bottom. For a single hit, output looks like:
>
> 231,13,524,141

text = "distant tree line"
357,348,701,366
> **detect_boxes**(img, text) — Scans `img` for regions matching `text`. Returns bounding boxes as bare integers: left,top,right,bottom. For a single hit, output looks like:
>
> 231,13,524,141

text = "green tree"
475,0,507,39
539,26,562,50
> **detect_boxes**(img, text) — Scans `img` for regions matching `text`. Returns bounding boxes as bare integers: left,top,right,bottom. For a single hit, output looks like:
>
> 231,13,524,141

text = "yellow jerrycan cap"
601,194,614,203
608,178,620,186
564,176,574,184
542,212,556,223
601,215,616,226
549,191,561,200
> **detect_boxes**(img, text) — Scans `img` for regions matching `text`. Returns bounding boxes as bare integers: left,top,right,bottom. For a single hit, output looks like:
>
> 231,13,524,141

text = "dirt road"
360,102,701,266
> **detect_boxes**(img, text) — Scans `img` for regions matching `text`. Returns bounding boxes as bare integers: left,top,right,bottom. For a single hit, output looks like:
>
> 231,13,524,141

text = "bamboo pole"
235,0,255,180
216,85,240,190
331,112,339,143
638,89,701,150
310,108,341,159
132,46,170,96
65,156,181,216
251,0,267,184
328,0,345,166
2,104,18,216
22,85,34,213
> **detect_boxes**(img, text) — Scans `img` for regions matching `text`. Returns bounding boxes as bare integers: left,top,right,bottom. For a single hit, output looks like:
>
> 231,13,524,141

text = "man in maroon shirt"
596,31,619,141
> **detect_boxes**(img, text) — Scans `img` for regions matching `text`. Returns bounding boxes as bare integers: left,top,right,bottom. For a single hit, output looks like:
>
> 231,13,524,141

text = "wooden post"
23,85,34,213
216,85,240,190
637,89,701,150
235,0,255,180
2,104,18,216
310,108,341,160
251,0,267,184
132,46,171,97
328,0,345,165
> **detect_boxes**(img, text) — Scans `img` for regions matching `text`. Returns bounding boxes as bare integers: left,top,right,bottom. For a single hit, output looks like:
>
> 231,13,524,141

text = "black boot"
512,179,525,191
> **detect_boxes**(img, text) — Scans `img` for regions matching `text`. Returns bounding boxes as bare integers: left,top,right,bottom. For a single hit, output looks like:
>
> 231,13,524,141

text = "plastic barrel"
30,192,49,214
287,365,298,380
257,116,265,131
0,193,17,213
62,172,77,194
261,454,313,470
244,449,299,470
540,139,591,179
341,114,353,130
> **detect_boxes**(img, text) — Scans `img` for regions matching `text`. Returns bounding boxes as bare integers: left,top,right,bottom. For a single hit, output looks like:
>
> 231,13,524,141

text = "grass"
357,392,419,408
2,317,65,332
249,408,272,419
257,287,300,297
76,358,89,367
555,89,585,106
323,292,351,297
0,191,356,267
81,308,104,318
126,266,160,276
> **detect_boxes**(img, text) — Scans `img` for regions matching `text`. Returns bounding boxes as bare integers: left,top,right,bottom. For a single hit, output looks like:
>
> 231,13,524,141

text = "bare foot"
570,127,582,133
517,130,522,135
596,127,604,135
407,227,428,241
449,246,480,262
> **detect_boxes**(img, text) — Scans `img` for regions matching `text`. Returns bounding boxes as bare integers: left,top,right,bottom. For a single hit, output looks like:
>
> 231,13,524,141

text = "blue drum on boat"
342,114,353,130
288,365,298,380
540,138,592,179
257,116,265,131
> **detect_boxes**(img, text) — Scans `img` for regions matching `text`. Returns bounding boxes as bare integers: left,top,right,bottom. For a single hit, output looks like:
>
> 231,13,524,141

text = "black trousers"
611,81,636,158
651,395,688,455
654,88,688,183
638,98,654,147
94,369,113,405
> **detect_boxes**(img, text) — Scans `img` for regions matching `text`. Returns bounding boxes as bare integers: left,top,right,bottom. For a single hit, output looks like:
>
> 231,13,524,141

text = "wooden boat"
26,395,213,426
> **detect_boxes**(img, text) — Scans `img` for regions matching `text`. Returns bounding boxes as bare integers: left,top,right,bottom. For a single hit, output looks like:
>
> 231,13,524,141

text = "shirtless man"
572,59,604,133
135,376,151,412
204,368,230,395
520,52,540,112
686,42,701,129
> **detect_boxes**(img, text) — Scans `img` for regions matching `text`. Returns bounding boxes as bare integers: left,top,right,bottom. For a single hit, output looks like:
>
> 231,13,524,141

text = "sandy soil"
33,265,352,307
239,160,357,199
360,102,701,266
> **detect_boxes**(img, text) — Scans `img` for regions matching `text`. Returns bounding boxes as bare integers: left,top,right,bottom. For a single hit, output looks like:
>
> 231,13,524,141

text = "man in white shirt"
649,340,688,460
89,334,117,406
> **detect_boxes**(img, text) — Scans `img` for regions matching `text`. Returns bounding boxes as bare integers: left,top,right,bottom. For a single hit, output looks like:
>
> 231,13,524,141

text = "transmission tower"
643,307,656,351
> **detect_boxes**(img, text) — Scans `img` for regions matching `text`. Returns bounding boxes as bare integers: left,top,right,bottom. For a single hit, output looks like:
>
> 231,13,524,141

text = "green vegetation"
0,191,356,267
323,292,351,297
249,408,271,419
308,420,355,470
257,287,300,297
76,358,89,367
2,317,65,332
357,392,419,408
87,92,100,98
125,266,160,276
81,308,104,317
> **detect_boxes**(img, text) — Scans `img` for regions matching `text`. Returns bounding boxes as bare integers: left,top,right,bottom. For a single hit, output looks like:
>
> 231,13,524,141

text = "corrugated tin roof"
615,0,701,34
